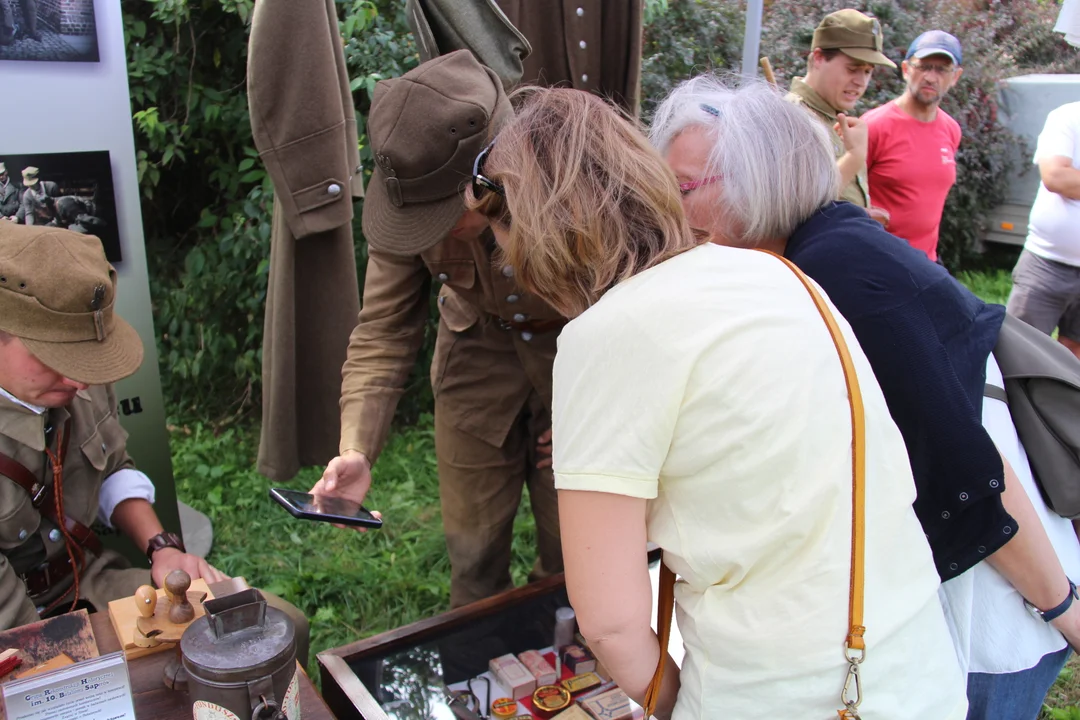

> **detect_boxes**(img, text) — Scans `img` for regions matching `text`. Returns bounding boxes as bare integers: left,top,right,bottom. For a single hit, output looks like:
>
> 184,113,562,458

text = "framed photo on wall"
0,0,100,62
0,150,122,261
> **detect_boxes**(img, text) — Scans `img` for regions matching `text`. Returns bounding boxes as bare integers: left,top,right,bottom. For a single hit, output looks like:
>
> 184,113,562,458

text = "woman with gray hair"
651,75,1080,718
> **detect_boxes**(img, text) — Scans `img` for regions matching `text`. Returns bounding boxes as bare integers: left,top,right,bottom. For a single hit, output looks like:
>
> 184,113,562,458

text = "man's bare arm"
1039,156,1080,201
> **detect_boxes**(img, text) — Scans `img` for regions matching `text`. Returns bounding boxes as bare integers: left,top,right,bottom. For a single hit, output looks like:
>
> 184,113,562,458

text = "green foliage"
640,0,743,120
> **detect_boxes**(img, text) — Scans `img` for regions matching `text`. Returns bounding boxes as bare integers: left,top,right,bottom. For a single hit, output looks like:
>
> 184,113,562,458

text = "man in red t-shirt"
864,31,964,261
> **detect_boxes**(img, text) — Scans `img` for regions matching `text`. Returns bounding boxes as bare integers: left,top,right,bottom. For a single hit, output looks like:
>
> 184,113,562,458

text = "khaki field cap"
21,166,39,186
0,224,143,384
362,49,512,255
812,9,896,68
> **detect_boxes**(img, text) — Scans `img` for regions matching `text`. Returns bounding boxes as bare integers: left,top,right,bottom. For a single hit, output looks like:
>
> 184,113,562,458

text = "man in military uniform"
312,50,564,608
17,167,58,226
0,224,309,666
0,163,20,219
785,9,895,215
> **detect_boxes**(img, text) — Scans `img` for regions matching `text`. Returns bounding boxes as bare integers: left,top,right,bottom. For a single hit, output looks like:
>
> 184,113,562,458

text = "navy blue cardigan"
785,202,1016,581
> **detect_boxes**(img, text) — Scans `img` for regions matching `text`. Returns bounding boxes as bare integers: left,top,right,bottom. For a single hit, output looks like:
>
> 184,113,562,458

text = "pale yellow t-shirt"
553,244,967,720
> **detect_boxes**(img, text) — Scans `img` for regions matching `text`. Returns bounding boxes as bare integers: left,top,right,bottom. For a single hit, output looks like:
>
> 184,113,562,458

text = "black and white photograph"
0,150,121,261
0,0,99,62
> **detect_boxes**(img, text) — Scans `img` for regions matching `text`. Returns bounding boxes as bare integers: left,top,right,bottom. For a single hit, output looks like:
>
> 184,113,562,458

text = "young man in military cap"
312,49,564,608
785,8,896,215
864,31,964,262
0,224,308,665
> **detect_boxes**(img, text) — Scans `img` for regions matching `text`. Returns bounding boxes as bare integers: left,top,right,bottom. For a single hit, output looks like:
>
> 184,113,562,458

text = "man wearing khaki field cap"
785,8,896,216
311,49,565,608
0,225,309,666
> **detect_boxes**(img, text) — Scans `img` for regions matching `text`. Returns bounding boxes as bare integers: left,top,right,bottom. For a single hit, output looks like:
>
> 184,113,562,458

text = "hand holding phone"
269,488,383,529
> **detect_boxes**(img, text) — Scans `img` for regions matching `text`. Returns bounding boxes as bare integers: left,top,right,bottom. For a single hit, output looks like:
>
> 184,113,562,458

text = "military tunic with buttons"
0,385,147,630
340,234,563,608
786,77,870,208
495,0,643,114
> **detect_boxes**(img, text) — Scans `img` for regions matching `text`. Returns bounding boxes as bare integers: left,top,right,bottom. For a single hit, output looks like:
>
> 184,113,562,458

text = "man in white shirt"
1007,101,1080,360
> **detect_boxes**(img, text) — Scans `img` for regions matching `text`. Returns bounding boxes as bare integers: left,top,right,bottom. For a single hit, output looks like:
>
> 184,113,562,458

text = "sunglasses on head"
472,140,504,199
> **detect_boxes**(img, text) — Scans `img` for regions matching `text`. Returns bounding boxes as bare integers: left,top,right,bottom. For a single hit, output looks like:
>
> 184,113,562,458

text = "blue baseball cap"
906,30,962,65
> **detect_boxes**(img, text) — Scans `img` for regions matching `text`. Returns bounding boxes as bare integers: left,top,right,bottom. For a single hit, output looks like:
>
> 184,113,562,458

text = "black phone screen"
269,488,383,528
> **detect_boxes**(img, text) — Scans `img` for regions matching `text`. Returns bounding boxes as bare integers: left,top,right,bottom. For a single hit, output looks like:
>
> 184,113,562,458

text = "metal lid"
181,589,296,683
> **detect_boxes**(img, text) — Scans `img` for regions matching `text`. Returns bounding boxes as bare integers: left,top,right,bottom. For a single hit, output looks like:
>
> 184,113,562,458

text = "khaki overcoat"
495,0,644,114
248,0,363,481
0,387,146,630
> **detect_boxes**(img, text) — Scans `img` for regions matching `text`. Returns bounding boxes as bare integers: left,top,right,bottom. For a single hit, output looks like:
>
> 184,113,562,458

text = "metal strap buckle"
30,481,49,507
839,648,864,717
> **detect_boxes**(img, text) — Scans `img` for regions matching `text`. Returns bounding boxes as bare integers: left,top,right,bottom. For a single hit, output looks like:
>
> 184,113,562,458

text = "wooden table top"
89,612,333,719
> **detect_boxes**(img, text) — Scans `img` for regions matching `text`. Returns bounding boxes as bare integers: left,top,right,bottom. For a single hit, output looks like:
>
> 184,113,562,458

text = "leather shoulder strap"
0,450,46,503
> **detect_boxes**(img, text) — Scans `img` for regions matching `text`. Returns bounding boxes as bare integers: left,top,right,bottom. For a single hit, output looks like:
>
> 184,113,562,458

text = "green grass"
956,268,1012,306
171,266,1076,712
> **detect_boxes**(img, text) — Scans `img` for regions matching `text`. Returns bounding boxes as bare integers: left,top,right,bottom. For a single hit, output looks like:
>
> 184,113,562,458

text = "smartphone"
269,488,383,529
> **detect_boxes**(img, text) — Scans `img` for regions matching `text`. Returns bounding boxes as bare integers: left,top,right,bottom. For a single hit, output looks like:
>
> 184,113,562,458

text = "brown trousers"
435,389,563,608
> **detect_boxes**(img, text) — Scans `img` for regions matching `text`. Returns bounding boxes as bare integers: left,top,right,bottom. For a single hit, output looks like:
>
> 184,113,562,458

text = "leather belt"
493,315,566,334
20,554,75,599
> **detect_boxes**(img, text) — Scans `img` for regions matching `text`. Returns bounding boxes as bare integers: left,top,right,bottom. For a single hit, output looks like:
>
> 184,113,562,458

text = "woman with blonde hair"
467,87,966,719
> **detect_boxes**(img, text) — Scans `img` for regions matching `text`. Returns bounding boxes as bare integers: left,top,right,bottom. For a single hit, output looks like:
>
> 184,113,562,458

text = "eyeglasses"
472,140,504,199
909,61,955,76
679,175,722,196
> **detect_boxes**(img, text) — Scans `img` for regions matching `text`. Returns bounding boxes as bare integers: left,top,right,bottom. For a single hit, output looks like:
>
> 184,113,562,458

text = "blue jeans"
966,646,1070,720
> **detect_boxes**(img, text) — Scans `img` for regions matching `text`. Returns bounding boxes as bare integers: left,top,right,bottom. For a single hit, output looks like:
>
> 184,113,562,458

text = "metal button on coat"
328,183,342,195
513,313,527,322
49,528,61,543
18,529,27,541
506,294,519,303
438,296,446,305
581,74,589,82
579,40,587,49
521,331,533,342
102,442,107,453
576,7,584,15
941,511,950,520
437,273,449,282
501,265,514,278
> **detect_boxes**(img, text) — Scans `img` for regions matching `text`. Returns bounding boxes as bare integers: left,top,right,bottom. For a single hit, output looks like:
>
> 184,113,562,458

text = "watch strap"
1027,580,1078,622
145,531,186,563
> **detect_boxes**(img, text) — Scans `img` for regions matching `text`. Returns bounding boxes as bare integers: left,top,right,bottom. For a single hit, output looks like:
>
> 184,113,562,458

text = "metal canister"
181,589,299,720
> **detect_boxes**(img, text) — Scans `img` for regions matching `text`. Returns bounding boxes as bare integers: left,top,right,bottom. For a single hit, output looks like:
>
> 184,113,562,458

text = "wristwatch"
145,531,186,563
1025,579,1079,622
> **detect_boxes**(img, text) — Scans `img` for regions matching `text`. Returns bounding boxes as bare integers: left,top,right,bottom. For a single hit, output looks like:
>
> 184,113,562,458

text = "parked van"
983,74,1080,247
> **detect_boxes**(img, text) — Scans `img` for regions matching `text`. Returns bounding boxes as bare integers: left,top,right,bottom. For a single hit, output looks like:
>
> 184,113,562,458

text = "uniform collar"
0,390,78,452
789,77,839,121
